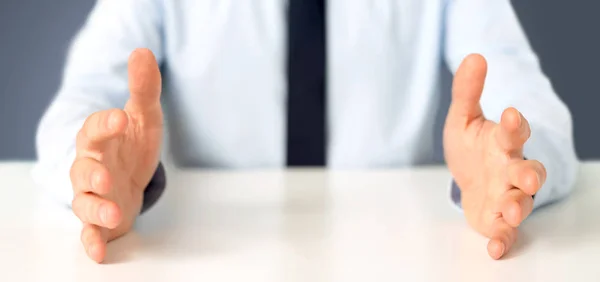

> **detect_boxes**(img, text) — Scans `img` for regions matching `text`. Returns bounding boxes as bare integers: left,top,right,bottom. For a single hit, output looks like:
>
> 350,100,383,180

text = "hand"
69,48,163,263
443,54,546,260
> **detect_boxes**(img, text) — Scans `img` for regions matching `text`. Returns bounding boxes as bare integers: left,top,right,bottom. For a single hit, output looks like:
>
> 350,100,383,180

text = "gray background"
0,0,598,161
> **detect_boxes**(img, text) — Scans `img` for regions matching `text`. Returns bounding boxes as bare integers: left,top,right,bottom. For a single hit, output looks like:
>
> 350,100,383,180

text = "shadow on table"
101,180,232,264
103,228,229,264
101,171,335,266
101,169,600,264
499,228,532,260
506,181,600,259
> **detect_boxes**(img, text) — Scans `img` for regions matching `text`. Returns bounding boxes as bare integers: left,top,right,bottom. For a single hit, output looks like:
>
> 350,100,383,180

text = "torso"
159,0,447,168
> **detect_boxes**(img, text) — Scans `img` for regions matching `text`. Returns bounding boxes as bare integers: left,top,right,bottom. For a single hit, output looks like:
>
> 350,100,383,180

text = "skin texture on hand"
69,48,164,263
444,54,546,260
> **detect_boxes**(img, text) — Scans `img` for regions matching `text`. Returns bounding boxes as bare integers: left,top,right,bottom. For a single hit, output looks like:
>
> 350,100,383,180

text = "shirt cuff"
141,162,167,214
449,179,463,212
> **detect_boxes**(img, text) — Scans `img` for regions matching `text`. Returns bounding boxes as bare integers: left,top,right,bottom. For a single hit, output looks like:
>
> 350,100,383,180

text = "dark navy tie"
286,0,327,166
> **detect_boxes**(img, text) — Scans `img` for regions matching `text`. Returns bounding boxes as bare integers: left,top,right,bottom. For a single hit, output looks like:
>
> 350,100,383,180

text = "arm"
33,0,166,210
444,0,579,209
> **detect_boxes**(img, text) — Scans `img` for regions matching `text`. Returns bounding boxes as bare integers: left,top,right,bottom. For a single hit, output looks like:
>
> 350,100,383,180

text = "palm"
448,119,518,231
118,104,163,192
100,111,163,240
444,54,545,259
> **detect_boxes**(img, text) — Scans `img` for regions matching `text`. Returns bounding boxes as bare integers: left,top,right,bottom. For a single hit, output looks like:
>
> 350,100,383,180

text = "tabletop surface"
0,162,599,282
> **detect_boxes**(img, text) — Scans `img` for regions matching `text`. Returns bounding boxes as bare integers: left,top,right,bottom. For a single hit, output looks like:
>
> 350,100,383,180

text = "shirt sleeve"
443,0,579,209
33,0,165,209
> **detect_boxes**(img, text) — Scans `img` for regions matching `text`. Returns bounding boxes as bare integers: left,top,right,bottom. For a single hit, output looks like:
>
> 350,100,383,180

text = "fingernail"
500,243,506,257
99,205,108,225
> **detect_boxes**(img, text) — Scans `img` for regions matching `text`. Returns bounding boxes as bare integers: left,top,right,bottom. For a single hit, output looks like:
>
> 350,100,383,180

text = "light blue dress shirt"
34,0,578,210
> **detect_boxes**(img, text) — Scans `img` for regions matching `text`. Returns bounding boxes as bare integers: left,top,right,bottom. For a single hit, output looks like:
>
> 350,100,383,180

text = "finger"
496,107,531,154
72,193,122,229
81,223,108,263
70,157,112,195
508,159,547,195
487,217,517,260
500,188,534,228
448,53,488,126
76,109,128,153
125,48,162,117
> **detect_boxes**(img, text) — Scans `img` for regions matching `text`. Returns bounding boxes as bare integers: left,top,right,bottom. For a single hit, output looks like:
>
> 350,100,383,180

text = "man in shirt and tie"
34,0,578,263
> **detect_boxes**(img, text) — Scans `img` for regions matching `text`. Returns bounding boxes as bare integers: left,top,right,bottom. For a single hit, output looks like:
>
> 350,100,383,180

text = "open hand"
69,48,163,263
444,54,546,260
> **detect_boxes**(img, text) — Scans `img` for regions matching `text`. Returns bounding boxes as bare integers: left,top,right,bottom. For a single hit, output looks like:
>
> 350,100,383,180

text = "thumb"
125,48,162,117
447,53,487,126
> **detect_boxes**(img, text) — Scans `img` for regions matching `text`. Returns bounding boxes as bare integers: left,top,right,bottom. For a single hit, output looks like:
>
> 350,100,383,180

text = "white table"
1,162,599,282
